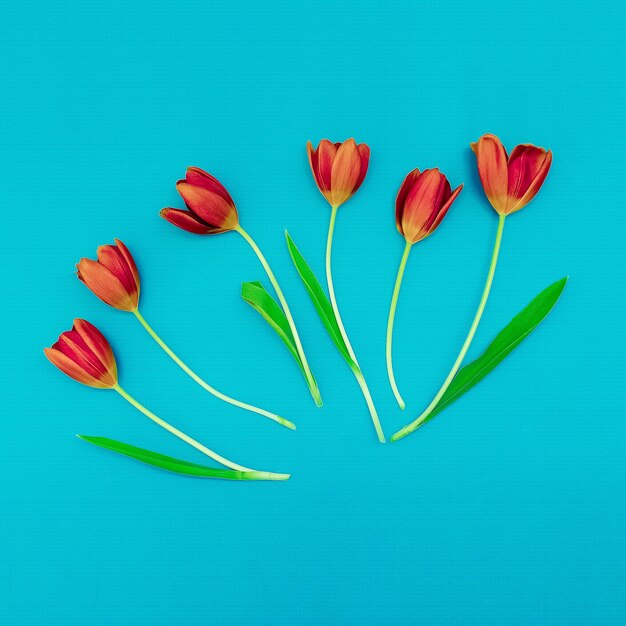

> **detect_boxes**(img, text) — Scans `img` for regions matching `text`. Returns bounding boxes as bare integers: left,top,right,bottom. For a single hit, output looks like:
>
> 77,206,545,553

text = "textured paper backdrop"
1,1,624,624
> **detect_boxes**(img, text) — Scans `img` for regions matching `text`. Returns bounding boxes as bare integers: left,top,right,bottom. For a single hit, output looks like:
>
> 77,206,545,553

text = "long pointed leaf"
241,280,305,376
422,276,568,426
78,436,290,481
285,231,357,369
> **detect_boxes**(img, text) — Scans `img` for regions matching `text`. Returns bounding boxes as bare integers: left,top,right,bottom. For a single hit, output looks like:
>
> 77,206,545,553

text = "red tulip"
471,133,552,215
307,139,370,207
386,167,462,410
44,319,118,389
44,322,288,477
160,167,239,234
77,239,140,311
395,168,463,243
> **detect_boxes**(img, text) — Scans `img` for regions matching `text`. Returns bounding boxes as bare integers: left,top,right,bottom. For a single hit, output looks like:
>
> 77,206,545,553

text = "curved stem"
391,214,506,442
114,384,257,472
326,205,385,443
326,205,358,363
132,310,295,430
386,240,412,410
236,225,322,407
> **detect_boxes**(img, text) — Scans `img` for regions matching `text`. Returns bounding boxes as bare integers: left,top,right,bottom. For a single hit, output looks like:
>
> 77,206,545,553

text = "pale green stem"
132,309,295,430
352,366,386,443
391,214,506,442
386,240,412,410
326,205,358,363
113,384,257,473
327,205,386,443
236,224,322,407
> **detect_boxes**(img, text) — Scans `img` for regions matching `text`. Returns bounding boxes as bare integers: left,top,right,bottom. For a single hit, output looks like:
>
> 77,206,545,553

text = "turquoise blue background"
2,1,624,624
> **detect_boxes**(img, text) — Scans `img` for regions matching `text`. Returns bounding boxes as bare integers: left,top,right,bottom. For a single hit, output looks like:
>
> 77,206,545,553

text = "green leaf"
241,280,306,376
78,436,290,481
285,231,357,369
422,276,568,426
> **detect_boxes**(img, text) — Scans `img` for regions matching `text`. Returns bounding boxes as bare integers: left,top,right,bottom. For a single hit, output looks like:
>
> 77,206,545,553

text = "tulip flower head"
77,239,140,311
396,168,463,244
160,167,239,234
44,319,118,388
307,138,370,208
471,133,552,215
386,167,462,410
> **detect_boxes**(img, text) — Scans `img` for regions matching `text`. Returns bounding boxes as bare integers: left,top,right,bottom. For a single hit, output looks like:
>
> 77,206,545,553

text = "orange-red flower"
307,139,370,207
44,319,118,389
395,168,463,244
471,134,552,215
77,239,140,311
160,167,239,234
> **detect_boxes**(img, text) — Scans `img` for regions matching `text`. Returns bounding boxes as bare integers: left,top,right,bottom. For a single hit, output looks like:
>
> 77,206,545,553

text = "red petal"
395,169,422,238
473,134,509,214
185,167,234,205
308,139,336,204
160,208,220,235
306,141,318,187
97,244,139,306
506,145,552,214
113,239,140,299
426,184,463,236
400,169,453,243
421,171,451,233
76,258,135,311
352,143,371,195
330,139,362,206
176,182,238,229
56,328,112,384
44,347,108,388
73,319,117,384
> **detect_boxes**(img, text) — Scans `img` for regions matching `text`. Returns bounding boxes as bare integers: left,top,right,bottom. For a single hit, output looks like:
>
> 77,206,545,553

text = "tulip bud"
77,239,140,311
471,133,552,215
395,168,463,244
307,138,370,207
160,167,239,234
44,319,118,388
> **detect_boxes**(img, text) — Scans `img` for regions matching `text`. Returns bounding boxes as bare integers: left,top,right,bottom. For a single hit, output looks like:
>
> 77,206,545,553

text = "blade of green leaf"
421,276,568,426
78,436,290,481
285,231,357,369
241,280,306,376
